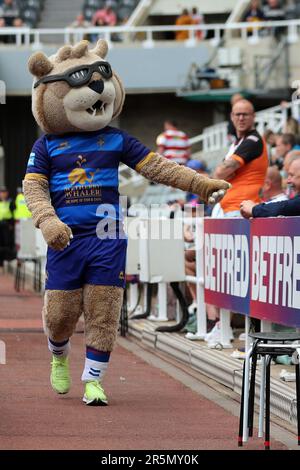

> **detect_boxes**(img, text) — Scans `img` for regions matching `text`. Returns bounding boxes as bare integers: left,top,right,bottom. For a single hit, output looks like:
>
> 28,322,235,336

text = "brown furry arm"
23,176,72,250
136,153,231,203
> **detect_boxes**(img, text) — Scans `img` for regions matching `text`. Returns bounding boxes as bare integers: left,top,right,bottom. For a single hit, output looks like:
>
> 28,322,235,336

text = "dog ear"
28,52,53,78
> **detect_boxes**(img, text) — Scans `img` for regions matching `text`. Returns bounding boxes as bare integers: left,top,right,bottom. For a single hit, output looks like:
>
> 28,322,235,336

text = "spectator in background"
13,187,32,256
183,210,198,328
91,17,106,42
69,13,91,28
263,128,276,161
283,150,300,177
283,116,300,137
183,203,216,334
263,0,285,20
0,186,13,222
175,8,193,41
240,156,300,217
156,120,190,165
271,133,295,170
280,100,300,144
0,17,6,44
69,13,91,41
12,17,23,27
13,187,32,221
260,166,288,203
243,0,264,22
282,150,300,196
0,0,19,26
263,0,286,39
206,99,268,346
191,6,205,40
5,16,24,43
0,186,15,270
285,0,300,20
185,160,208,199
242,0,265,35
213,99,268,217
92,0,117,27
185,159,212,216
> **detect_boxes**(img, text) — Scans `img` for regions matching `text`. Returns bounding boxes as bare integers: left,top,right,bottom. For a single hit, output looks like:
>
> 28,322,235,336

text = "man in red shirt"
92,1,117,27
156,120,190,165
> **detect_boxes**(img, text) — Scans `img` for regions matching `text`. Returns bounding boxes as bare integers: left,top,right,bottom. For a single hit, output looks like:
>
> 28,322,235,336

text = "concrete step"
38,0,83,28
128,318,299,431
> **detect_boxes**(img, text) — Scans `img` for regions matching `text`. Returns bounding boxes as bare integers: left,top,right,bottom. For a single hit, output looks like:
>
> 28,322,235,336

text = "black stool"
238,331,300,450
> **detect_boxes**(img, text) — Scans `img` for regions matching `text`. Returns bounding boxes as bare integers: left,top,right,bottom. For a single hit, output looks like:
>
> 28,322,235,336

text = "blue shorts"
45,235,128,290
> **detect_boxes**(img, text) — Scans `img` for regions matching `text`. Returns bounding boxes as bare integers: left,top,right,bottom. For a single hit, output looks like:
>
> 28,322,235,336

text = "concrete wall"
0,42,212,95
221,35,297,91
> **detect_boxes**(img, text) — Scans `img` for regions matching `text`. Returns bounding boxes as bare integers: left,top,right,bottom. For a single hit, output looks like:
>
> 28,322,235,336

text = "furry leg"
83,284,124,352
42,289,83,342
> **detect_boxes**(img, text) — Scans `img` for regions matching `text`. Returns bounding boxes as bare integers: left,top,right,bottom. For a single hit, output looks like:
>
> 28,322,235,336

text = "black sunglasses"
34,61,113,89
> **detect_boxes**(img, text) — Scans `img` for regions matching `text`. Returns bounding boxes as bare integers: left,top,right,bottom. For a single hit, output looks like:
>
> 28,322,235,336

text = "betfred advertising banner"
250,217,300,327
204,218,251,315
204,217,300,327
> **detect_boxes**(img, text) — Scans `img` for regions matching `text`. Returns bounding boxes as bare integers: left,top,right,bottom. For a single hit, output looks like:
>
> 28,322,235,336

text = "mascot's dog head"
28,39,125,134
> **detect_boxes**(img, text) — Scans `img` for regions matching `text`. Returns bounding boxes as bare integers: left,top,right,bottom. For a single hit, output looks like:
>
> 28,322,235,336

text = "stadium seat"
21,7,39,27
83,6,97,22
18,0,43,9
24,0,42,9
117,6,132,23
121,0,138,7
84,0,105,9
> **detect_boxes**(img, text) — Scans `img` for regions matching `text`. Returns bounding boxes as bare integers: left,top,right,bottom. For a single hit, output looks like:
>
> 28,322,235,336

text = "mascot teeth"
87,100,104,116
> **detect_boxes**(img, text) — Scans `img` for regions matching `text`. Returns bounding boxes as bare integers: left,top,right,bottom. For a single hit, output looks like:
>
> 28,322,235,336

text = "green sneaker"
83,380,108,406
50,355,71,394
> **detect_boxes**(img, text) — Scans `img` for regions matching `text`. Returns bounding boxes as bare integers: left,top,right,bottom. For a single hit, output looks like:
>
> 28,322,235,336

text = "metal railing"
0,18,300,47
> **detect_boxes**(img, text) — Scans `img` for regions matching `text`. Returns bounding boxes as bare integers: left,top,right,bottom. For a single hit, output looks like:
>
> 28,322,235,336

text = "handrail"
0,18,299,46
126,0,153,27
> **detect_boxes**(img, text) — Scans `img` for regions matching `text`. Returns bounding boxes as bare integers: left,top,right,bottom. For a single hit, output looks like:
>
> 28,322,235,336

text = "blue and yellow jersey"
25,126,151,235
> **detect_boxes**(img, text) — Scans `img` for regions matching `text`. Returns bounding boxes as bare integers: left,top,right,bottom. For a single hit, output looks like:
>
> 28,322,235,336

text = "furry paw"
206,180,231,204
208,189,225,204
193,178,231,204
40,217,73,250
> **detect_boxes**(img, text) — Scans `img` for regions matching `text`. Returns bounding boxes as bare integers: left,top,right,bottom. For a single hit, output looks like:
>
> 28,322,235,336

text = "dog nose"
88,80,104,94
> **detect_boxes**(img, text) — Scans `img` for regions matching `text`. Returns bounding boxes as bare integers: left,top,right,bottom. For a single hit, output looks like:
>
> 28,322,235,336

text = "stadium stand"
19,0,43,27
82,0,139,24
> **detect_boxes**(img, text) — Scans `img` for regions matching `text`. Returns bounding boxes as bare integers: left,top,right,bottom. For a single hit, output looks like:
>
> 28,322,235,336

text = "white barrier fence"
1,18,300,47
